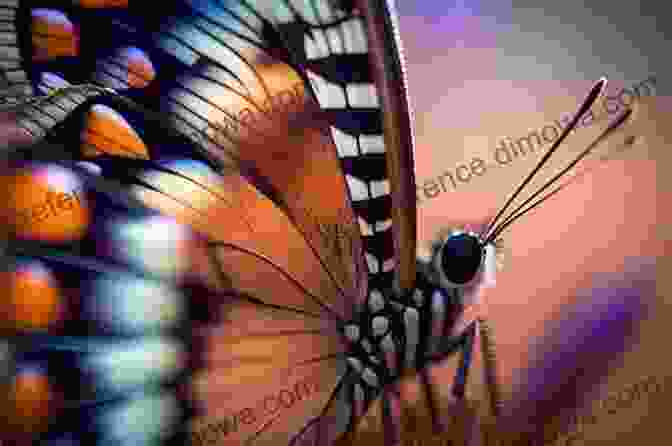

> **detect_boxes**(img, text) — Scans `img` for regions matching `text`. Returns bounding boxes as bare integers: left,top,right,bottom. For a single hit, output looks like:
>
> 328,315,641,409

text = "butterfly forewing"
269,0,418,301
10,0,417,318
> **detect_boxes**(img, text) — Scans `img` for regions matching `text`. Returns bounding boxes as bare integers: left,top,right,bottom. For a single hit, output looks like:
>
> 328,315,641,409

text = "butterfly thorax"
340,230,493,410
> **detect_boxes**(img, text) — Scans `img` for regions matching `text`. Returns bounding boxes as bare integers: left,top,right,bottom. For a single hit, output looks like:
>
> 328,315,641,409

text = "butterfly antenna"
485,107,632,244
480,77,608,242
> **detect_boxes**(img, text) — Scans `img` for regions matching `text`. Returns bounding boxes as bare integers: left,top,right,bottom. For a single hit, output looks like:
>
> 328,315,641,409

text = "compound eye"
435,232,484,288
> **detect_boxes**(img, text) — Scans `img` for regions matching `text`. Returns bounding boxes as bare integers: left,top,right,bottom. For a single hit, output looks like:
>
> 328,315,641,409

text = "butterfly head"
421,226,501,305
435,230,486,288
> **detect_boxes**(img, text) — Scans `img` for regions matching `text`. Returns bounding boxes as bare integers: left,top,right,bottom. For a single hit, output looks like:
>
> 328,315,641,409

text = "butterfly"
1,0,634,445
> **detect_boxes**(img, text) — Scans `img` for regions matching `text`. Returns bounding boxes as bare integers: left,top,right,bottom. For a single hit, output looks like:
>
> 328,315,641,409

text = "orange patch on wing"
0,164,91,243
6,370,56,434
1,263,63,331
31,9,79,61
82,104,149,158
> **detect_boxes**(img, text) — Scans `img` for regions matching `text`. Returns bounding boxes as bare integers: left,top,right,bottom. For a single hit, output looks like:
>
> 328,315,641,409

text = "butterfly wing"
10,0,368,314
11,93,359,444
10,0,419,318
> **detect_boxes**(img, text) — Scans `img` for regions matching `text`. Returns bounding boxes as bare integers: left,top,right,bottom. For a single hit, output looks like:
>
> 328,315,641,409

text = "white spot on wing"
346,83,379,108
304,32,319,60
326,27,344,54
359,134,385,154
330,126,358,158
307,70,346,108
346,174,369,202
307,29,329,60
370,179,390,199
342,18,367,54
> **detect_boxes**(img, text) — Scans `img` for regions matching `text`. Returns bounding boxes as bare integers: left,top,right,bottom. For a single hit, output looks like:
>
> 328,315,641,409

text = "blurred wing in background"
0,141,216,445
